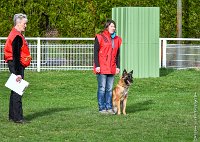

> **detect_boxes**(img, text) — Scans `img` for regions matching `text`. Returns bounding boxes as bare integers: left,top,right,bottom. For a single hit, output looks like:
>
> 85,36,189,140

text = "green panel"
112,7,160,78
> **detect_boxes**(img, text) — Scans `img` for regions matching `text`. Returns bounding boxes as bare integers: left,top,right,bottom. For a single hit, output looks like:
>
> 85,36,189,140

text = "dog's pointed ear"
122,69,127,76
123,69,127,73
130,70,133,74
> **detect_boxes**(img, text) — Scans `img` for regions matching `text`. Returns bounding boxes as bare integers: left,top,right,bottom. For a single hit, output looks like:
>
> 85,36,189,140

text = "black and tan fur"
112,69,133,115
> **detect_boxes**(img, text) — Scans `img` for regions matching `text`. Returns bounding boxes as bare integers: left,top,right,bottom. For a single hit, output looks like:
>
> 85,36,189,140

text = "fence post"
37,37,41,72
159,38,162,68
162,39,167,67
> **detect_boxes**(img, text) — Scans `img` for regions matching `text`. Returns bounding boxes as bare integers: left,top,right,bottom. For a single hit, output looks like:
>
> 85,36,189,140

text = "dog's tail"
112,90,117,114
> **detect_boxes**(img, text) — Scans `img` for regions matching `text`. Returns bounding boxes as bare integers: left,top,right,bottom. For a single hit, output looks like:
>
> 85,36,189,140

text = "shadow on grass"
159,67,175,77
25,107,85,121
126,100,154,114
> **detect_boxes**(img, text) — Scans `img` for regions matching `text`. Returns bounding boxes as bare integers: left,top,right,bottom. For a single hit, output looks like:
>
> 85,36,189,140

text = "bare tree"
177,0,182,68
177,0,182,38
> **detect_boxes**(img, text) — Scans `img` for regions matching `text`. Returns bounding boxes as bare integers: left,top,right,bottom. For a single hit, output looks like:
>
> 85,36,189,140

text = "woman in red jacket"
4,13,31,124
94,19,122,114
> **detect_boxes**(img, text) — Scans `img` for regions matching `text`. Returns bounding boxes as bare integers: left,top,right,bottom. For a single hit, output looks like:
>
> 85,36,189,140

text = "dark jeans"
7,61,25,121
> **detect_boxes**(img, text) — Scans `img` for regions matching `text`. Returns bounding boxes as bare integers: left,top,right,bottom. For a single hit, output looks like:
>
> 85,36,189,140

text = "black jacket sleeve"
12,35,23,75
116,48,120,68
94,37,100,67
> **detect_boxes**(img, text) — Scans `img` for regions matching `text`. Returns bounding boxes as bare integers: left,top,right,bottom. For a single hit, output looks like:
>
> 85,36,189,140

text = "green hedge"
0,0,199,38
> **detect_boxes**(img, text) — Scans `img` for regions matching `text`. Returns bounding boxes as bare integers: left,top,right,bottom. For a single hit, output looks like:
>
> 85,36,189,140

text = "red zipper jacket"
93,30,122,74
4,27,31,67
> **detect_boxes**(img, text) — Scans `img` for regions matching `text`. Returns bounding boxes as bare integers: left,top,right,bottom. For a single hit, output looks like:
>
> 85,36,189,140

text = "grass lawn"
0,69,199,142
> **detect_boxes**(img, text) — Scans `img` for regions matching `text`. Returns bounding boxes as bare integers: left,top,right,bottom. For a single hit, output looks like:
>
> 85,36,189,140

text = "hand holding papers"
5,73,29,96
16,75,22,82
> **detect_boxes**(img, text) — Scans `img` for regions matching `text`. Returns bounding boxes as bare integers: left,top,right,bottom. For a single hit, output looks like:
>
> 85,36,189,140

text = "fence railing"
1,37,200,71
160,38,200,69
0,37,95,72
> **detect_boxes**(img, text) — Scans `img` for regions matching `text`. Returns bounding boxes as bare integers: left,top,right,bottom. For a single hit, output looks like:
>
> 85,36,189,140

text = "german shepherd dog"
112,69,133,115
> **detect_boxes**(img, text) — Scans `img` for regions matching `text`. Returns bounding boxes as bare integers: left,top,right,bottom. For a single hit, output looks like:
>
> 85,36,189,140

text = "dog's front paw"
122,110,126,115
123,112,126,115
113,107,117,114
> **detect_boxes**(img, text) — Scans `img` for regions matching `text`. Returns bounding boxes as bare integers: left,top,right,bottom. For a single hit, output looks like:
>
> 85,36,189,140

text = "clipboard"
5,73,29,96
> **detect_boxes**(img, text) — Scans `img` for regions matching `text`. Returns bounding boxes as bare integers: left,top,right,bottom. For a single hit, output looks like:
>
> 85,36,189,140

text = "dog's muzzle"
126,80,131,86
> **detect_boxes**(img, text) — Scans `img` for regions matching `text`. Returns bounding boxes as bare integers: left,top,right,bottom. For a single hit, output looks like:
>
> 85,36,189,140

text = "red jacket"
93,30,122,74
4,27,31,67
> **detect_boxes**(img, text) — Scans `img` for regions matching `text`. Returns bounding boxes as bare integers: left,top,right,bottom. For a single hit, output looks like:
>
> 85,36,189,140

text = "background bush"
0,0,199,38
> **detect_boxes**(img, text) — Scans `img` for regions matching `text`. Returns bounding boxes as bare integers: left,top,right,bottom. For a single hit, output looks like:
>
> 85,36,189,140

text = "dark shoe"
14,119,30,124
8,119,14,122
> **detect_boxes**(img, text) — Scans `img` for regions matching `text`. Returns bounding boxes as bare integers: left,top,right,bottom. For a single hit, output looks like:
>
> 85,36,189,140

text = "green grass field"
0,69,199,142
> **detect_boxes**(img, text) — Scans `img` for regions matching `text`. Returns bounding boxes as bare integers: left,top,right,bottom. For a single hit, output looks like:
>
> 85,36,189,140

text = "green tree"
0,0,199,38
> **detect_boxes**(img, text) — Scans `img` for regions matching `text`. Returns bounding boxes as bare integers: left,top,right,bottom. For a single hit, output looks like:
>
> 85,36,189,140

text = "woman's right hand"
95,67,100,73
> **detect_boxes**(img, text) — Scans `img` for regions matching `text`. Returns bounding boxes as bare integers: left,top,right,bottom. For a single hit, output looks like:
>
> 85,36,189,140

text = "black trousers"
7,61,25,121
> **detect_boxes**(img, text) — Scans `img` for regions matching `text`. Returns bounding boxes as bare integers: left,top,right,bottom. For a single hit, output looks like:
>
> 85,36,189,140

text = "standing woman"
4,13,31,123
94,19,122,114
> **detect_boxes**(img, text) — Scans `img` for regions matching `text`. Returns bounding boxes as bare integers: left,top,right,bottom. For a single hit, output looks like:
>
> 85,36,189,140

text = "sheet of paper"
5,73,29,96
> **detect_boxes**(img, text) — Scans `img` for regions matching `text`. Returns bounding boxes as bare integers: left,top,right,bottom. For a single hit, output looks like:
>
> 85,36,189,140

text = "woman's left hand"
116,68,120,74
16,75,22,82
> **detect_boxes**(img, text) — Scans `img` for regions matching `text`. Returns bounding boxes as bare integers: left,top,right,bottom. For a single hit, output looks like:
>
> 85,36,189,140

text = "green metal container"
112,7,160,78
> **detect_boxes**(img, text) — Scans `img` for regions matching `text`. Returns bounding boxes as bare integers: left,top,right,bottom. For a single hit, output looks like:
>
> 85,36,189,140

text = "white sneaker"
107,109,115,115
99,110,108,114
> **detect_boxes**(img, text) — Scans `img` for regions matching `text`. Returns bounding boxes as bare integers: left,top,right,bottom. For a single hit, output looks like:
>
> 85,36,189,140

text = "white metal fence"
160,38,200,69
0,37,94,71
1,37,200,71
